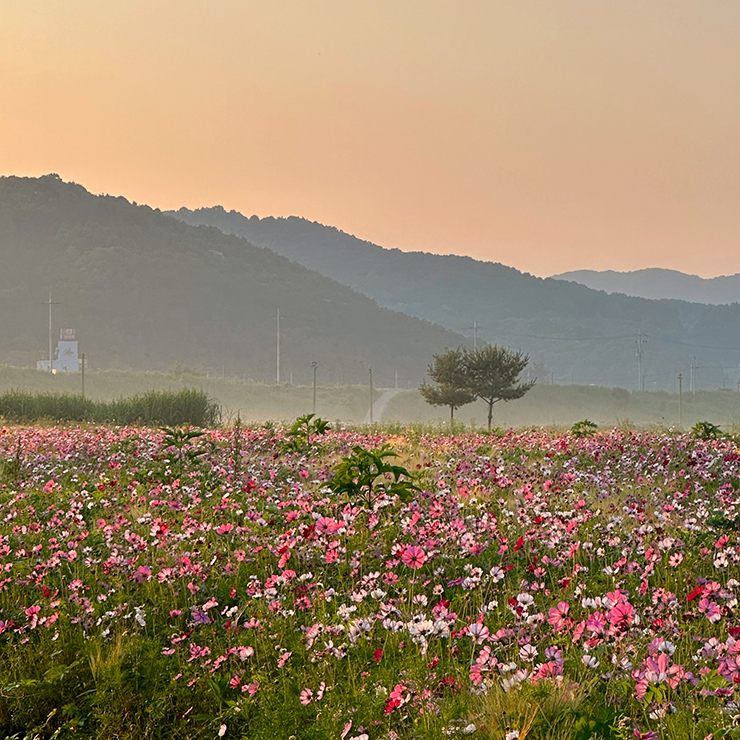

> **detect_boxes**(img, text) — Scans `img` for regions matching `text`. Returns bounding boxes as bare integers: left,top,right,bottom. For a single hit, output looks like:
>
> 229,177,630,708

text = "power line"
646,335,740,351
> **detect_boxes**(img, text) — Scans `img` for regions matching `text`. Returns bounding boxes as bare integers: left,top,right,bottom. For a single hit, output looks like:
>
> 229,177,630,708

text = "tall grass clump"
106,388,221,427
0,388,220,427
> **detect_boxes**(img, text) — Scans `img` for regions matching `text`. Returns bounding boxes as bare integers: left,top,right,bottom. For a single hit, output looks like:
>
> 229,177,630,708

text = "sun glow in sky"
1,1,739,277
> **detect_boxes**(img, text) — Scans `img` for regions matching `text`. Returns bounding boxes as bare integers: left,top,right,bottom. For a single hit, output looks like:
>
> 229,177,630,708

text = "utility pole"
395,370,398,389
311,361,317,414
635,331,647,391
678,373,683,427
45,292,60,372
690,356,698,395
276,308,280,384
473,321,477,349
81,353,85,398
369,367,373,424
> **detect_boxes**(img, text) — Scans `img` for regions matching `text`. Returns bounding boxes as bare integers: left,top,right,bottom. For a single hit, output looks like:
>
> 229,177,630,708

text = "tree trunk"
487,401,494,431
450,405,454,422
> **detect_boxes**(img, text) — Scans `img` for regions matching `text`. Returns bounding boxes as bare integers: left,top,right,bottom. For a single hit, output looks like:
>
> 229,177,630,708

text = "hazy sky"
1,1,739,277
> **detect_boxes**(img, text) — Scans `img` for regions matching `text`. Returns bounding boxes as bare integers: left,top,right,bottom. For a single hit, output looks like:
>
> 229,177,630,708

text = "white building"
37,329,80,373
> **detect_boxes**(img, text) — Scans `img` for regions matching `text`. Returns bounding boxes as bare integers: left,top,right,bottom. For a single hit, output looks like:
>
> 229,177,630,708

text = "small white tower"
56,329,80,372
37,329,80,372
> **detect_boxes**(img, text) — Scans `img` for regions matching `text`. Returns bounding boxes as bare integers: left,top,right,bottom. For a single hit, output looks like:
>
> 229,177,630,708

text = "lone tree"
419,348,476,421
463,344,535,430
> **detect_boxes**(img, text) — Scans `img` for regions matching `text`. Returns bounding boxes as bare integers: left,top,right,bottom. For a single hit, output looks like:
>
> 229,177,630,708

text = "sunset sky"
1,1,739,277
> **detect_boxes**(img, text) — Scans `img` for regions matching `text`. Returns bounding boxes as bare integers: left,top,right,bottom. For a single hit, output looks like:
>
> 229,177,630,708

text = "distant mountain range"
552,268,740,305
4,176,740,394
0,175,463,387
171,207,740,391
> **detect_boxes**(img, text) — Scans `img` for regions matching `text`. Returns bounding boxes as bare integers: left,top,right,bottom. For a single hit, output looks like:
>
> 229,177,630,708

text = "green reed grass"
0,388,220,427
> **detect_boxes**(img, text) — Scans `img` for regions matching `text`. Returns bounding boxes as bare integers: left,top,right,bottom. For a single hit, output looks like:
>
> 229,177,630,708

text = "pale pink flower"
468,622,490,644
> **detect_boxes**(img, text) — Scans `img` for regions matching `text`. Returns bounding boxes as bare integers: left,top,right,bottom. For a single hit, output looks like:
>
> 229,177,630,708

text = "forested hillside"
0,175,463,386
173,207,740,390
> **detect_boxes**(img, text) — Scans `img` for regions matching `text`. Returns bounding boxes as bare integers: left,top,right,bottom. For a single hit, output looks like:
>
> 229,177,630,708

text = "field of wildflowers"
0,422,739,739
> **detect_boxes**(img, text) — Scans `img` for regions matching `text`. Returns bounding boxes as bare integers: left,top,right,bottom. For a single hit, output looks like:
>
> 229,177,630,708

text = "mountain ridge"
552,268,740,305
0,175,464,387
170,206,740,391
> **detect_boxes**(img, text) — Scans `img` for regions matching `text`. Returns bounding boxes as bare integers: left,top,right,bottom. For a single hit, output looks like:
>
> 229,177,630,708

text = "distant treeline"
0,389,220,427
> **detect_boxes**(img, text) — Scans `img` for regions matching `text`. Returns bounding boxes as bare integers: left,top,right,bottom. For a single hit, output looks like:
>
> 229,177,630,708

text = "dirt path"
363,388,401,424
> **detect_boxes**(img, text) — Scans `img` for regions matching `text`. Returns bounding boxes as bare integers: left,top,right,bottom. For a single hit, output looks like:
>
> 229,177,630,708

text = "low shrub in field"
0,388,220,427
692,421,723,441
570,419,598,438
282,413,331,454
0,424,739,739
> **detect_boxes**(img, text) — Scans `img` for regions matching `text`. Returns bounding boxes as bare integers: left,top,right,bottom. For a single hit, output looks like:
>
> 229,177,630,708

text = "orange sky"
1,1,739,277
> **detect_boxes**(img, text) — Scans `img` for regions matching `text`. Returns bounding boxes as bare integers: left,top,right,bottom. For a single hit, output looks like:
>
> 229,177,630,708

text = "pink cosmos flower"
469,664,484,685
586,611,606,634
401,546,427,569
316,516,343,535
25,605,41,629
299,688,313,705
547,601,570,631
607,601,635,630
698,598,722,623
533,660,563,681
235,646,254,661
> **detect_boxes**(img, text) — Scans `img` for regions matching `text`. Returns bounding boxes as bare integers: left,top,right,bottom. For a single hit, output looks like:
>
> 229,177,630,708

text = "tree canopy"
463,345,535,430
419,348,476,421
420,344,535,429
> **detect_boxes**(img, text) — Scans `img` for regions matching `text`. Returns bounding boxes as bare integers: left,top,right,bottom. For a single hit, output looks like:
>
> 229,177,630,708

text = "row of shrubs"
571,418,728,440
0,388,221,427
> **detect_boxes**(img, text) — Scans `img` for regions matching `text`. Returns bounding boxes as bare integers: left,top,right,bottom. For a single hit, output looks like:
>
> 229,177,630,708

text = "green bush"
692,420,723,440
328,444,418,508
570,419,598,438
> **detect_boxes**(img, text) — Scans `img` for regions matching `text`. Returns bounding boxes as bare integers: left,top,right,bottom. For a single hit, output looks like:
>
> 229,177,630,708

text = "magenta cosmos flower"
401,545,427,569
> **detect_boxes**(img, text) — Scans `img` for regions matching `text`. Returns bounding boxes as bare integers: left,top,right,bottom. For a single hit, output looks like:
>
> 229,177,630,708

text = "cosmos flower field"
1,423,739,740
